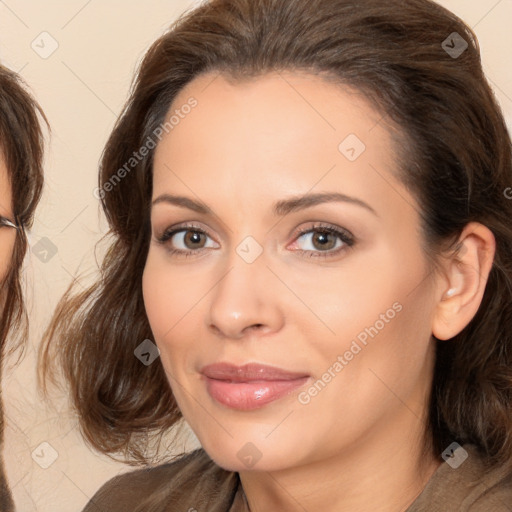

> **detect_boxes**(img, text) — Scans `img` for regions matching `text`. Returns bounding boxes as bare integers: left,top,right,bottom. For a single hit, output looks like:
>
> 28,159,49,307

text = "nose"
206,253,285,340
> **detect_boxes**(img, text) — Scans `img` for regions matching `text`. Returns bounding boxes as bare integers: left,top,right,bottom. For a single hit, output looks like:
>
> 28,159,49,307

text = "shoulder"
82,448,240,512
409,444,512,512
466,452,512,512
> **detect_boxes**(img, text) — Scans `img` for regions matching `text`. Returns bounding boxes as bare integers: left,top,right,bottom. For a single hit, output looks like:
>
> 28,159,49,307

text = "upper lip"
200,362,309,382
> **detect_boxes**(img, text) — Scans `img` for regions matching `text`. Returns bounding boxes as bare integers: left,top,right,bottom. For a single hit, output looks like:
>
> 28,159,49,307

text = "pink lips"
201,362,309,410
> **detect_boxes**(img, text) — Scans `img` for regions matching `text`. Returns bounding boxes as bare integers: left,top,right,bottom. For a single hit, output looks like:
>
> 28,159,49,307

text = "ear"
432,222,496,341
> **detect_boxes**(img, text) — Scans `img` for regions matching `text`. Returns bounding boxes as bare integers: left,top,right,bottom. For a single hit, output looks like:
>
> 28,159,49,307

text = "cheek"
294,250,409,347
142,256,180,347
329,288,434,419
141,254,214,422
142,252,206,356
306,242,435,388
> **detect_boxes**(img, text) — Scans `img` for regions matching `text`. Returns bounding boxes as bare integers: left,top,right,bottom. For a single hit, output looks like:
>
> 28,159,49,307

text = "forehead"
164,70,387,144
151,71,414,223
155,71,394,166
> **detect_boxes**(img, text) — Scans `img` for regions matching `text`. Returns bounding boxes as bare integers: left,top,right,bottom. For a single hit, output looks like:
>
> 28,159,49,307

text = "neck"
239,410,441,512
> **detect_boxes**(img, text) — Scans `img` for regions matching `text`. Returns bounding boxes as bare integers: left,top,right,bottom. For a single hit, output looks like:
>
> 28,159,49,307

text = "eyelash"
0,216,16,228
155,222,355,259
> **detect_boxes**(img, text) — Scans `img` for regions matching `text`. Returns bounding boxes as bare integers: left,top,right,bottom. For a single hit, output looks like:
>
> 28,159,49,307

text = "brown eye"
310,231,338,251
293,224,355,258
182,230,207,249
156,224,219,257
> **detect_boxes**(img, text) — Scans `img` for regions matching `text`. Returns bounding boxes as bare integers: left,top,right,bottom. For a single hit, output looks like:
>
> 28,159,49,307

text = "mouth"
200,362,310,411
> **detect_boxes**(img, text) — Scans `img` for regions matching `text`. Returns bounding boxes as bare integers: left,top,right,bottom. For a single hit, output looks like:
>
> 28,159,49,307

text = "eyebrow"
152,192,378,217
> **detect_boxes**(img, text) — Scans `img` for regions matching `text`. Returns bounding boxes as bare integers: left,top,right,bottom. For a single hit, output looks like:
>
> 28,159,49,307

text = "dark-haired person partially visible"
41,0,512,510
0,64,46,510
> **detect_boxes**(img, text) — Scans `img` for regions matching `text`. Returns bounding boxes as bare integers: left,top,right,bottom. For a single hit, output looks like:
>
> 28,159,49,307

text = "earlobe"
431,222,496,341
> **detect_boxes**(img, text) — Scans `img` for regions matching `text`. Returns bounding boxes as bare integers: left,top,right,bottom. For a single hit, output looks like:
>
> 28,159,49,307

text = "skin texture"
0,152,15,510
142,71,496,512
0,154,16,282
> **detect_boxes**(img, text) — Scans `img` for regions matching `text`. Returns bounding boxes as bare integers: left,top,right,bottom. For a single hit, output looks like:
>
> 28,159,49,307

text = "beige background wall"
0,1,511,510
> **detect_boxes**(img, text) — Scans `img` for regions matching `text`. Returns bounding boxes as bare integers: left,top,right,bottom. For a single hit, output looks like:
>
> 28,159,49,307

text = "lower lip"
204,376,309,410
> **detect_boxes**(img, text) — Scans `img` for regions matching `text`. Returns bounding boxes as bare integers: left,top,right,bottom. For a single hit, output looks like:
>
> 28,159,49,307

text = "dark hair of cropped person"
0,63,47,511
0,64,46,355
40,0,512,475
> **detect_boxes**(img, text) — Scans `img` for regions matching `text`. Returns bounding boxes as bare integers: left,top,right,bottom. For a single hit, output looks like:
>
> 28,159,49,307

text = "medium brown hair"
41,0,512,472
0,64,46,356
0,63,47,511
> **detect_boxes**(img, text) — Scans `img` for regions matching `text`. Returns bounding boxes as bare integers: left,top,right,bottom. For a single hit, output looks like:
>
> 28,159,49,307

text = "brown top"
0,383,14,511
83,444,512,512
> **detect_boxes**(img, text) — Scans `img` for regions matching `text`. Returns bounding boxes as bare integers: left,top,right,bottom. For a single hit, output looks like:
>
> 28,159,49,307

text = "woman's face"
143,71,441,472
0,153,15,284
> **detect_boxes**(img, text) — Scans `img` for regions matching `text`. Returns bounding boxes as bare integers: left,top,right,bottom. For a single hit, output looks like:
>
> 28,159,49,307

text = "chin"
198,434,298,473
